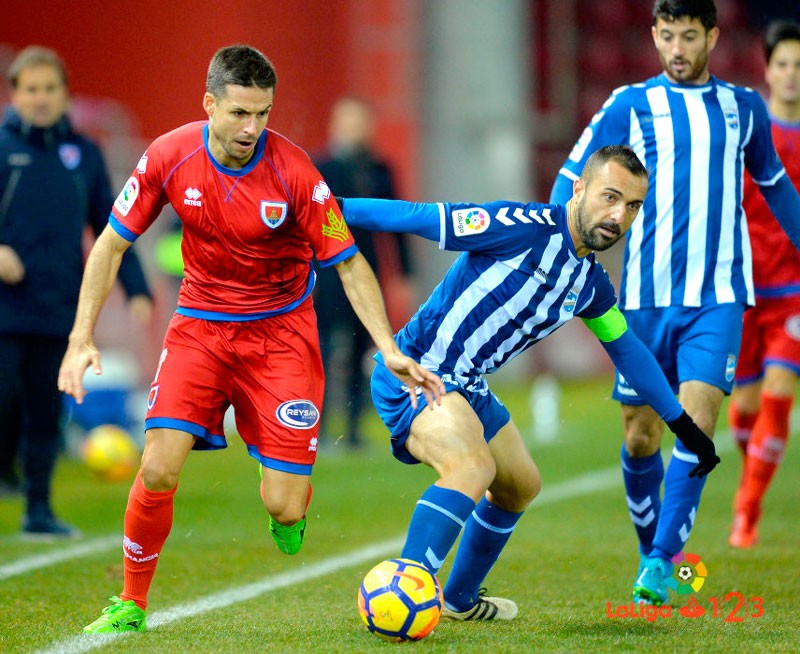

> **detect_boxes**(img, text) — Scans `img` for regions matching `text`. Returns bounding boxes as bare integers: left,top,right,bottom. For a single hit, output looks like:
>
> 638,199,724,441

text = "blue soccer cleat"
632,555,672,606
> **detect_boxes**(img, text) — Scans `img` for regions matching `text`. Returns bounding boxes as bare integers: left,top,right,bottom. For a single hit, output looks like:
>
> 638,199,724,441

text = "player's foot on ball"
729,513,759,549
83,596,146,633
632,555,671,606
442,590,518,621
269,516,306,555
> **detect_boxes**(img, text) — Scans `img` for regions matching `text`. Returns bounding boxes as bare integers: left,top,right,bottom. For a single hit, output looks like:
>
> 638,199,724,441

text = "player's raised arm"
58,225,132,403
334,251,444,409
582,306,719,477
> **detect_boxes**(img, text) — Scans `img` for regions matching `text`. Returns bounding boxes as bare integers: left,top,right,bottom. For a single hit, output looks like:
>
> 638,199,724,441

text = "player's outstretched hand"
382,351,445,410
666,411,720,477
58,340,103,404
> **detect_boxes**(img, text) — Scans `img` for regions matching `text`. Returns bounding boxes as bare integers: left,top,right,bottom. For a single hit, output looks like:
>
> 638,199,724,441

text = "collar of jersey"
203,124,267,177
658,72,714,94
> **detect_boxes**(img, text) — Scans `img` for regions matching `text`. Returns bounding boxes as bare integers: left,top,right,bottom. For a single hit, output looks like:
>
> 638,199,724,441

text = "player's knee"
623,431,660,457
493,464,540,511
444,448,496,498
138,459,180,491
267,505,305,526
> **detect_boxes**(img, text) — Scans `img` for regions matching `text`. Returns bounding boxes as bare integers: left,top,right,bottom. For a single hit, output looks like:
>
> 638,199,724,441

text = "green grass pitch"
1,377,797,653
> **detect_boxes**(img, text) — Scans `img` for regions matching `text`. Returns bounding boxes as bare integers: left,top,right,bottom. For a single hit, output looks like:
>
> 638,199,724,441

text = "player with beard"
551,1,800,604
337,145,719,621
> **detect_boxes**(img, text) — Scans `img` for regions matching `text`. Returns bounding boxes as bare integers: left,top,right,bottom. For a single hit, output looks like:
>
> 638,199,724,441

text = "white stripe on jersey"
437,203,447,250
422,249,529,371
714,85,740,304
624,107,647,311
486,249,589,373
455,235,563,375
648,85,675,308
684,89,712,307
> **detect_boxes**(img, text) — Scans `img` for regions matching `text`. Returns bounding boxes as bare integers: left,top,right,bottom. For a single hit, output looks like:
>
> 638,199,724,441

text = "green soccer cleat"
83,596,146,633
269,516,306,555
632,556,671,606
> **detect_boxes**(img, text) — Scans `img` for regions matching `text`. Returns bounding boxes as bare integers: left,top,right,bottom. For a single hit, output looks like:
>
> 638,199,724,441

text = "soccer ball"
677,565,694,581
357,558,443,642
82,424,139,482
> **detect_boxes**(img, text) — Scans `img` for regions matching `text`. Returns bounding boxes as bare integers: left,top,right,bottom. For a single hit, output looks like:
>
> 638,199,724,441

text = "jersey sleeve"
744,90,787,186
550,86,633,204
291,160,357,268
109,145,168,242
575,261,617,318
439,200,566,259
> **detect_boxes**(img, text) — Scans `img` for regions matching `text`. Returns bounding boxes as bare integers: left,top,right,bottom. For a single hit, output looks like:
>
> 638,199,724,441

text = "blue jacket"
0,106,151,337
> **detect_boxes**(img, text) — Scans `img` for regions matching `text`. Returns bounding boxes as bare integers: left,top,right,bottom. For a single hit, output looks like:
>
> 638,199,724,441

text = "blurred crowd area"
0,0,795,392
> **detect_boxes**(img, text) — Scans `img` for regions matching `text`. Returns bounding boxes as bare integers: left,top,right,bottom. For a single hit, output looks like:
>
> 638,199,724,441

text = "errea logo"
184,187,202,207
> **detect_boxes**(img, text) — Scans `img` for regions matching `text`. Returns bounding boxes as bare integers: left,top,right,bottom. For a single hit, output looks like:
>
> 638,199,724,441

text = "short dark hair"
7,45,68,88
764,20,800,64
582,145,648,182
652,0,717,33
206,45,277,98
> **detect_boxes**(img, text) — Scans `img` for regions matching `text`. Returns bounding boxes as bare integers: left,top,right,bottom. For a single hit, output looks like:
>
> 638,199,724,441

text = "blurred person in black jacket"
313,97,414,449
0,46,152,538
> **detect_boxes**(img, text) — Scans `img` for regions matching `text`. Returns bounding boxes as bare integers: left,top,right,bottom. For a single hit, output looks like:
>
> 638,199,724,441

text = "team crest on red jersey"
260,201,288,229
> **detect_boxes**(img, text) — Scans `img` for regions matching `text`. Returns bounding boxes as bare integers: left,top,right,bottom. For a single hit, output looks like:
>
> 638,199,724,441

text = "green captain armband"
582,305,628,342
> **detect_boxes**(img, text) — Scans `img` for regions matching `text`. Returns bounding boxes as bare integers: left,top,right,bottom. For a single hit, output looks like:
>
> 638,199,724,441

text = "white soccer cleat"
442,594,518,621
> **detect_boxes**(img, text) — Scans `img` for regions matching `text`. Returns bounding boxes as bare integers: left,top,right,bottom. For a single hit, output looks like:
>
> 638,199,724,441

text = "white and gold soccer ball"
357,558,443,642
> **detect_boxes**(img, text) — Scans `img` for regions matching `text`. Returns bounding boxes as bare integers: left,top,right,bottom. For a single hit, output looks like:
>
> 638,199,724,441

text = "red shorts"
144,298,324,474
735,295,800,384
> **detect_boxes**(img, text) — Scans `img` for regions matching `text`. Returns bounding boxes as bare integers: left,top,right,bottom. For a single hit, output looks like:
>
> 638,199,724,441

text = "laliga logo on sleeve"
114,177,139,216
276,400,320,430
452,208,490,236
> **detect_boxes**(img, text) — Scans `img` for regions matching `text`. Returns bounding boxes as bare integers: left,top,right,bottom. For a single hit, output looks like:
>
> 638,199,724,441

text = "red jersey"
743,117,800,297
110,121,357,318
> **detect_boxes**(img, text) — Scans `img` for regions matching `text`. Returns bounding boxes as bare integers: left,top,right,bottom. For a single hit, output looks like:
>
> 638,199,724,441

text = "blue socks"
400,484,475,574
443,497,523,612
621,441,707,561
651,440,706,559
620,445,663,556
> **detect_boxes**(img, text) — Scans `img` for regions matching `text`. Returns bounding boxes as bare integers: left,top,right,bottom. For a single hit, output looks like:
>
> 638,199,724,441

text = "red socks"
728,401,757,457
735,393,792,525
120,474,177,610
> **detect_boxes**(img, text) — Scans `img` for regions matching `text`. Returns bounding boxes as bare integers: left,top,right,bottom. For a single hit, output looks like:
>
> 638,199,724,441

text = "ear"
572,177,585,201
706,26,720,53
203,92,216,119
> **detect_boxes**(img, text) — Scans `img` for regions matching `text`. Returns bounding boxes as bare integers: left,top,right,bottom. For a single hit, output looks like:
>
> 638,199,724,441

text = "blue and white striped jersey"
551,73,787,310
395,201,616,392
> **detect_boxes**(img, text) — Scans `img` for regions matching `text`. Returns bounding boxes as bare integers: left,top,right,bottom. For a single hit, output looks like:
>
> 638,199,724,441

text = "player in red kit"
728,20,800,548
58,45,443,633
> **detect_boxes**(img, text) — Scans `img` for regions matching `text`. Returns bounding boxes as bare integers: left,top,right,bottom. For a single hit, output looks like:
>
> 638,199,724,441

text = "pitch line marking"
0,535,119,581
3,429,737,583
30,465,623,654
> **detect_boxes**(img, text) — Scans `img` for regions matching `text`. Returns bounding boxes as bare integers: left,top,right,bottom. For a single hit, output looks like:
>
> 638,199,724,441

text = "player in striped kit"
728,20,800,549
341,145,719,621
551,1,800,604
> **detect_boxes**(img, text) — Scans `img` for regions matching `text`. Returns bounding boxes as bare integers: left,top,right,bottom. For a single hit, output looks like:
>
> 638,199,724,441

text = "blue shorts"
370,361,510,465
613,303,745,404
